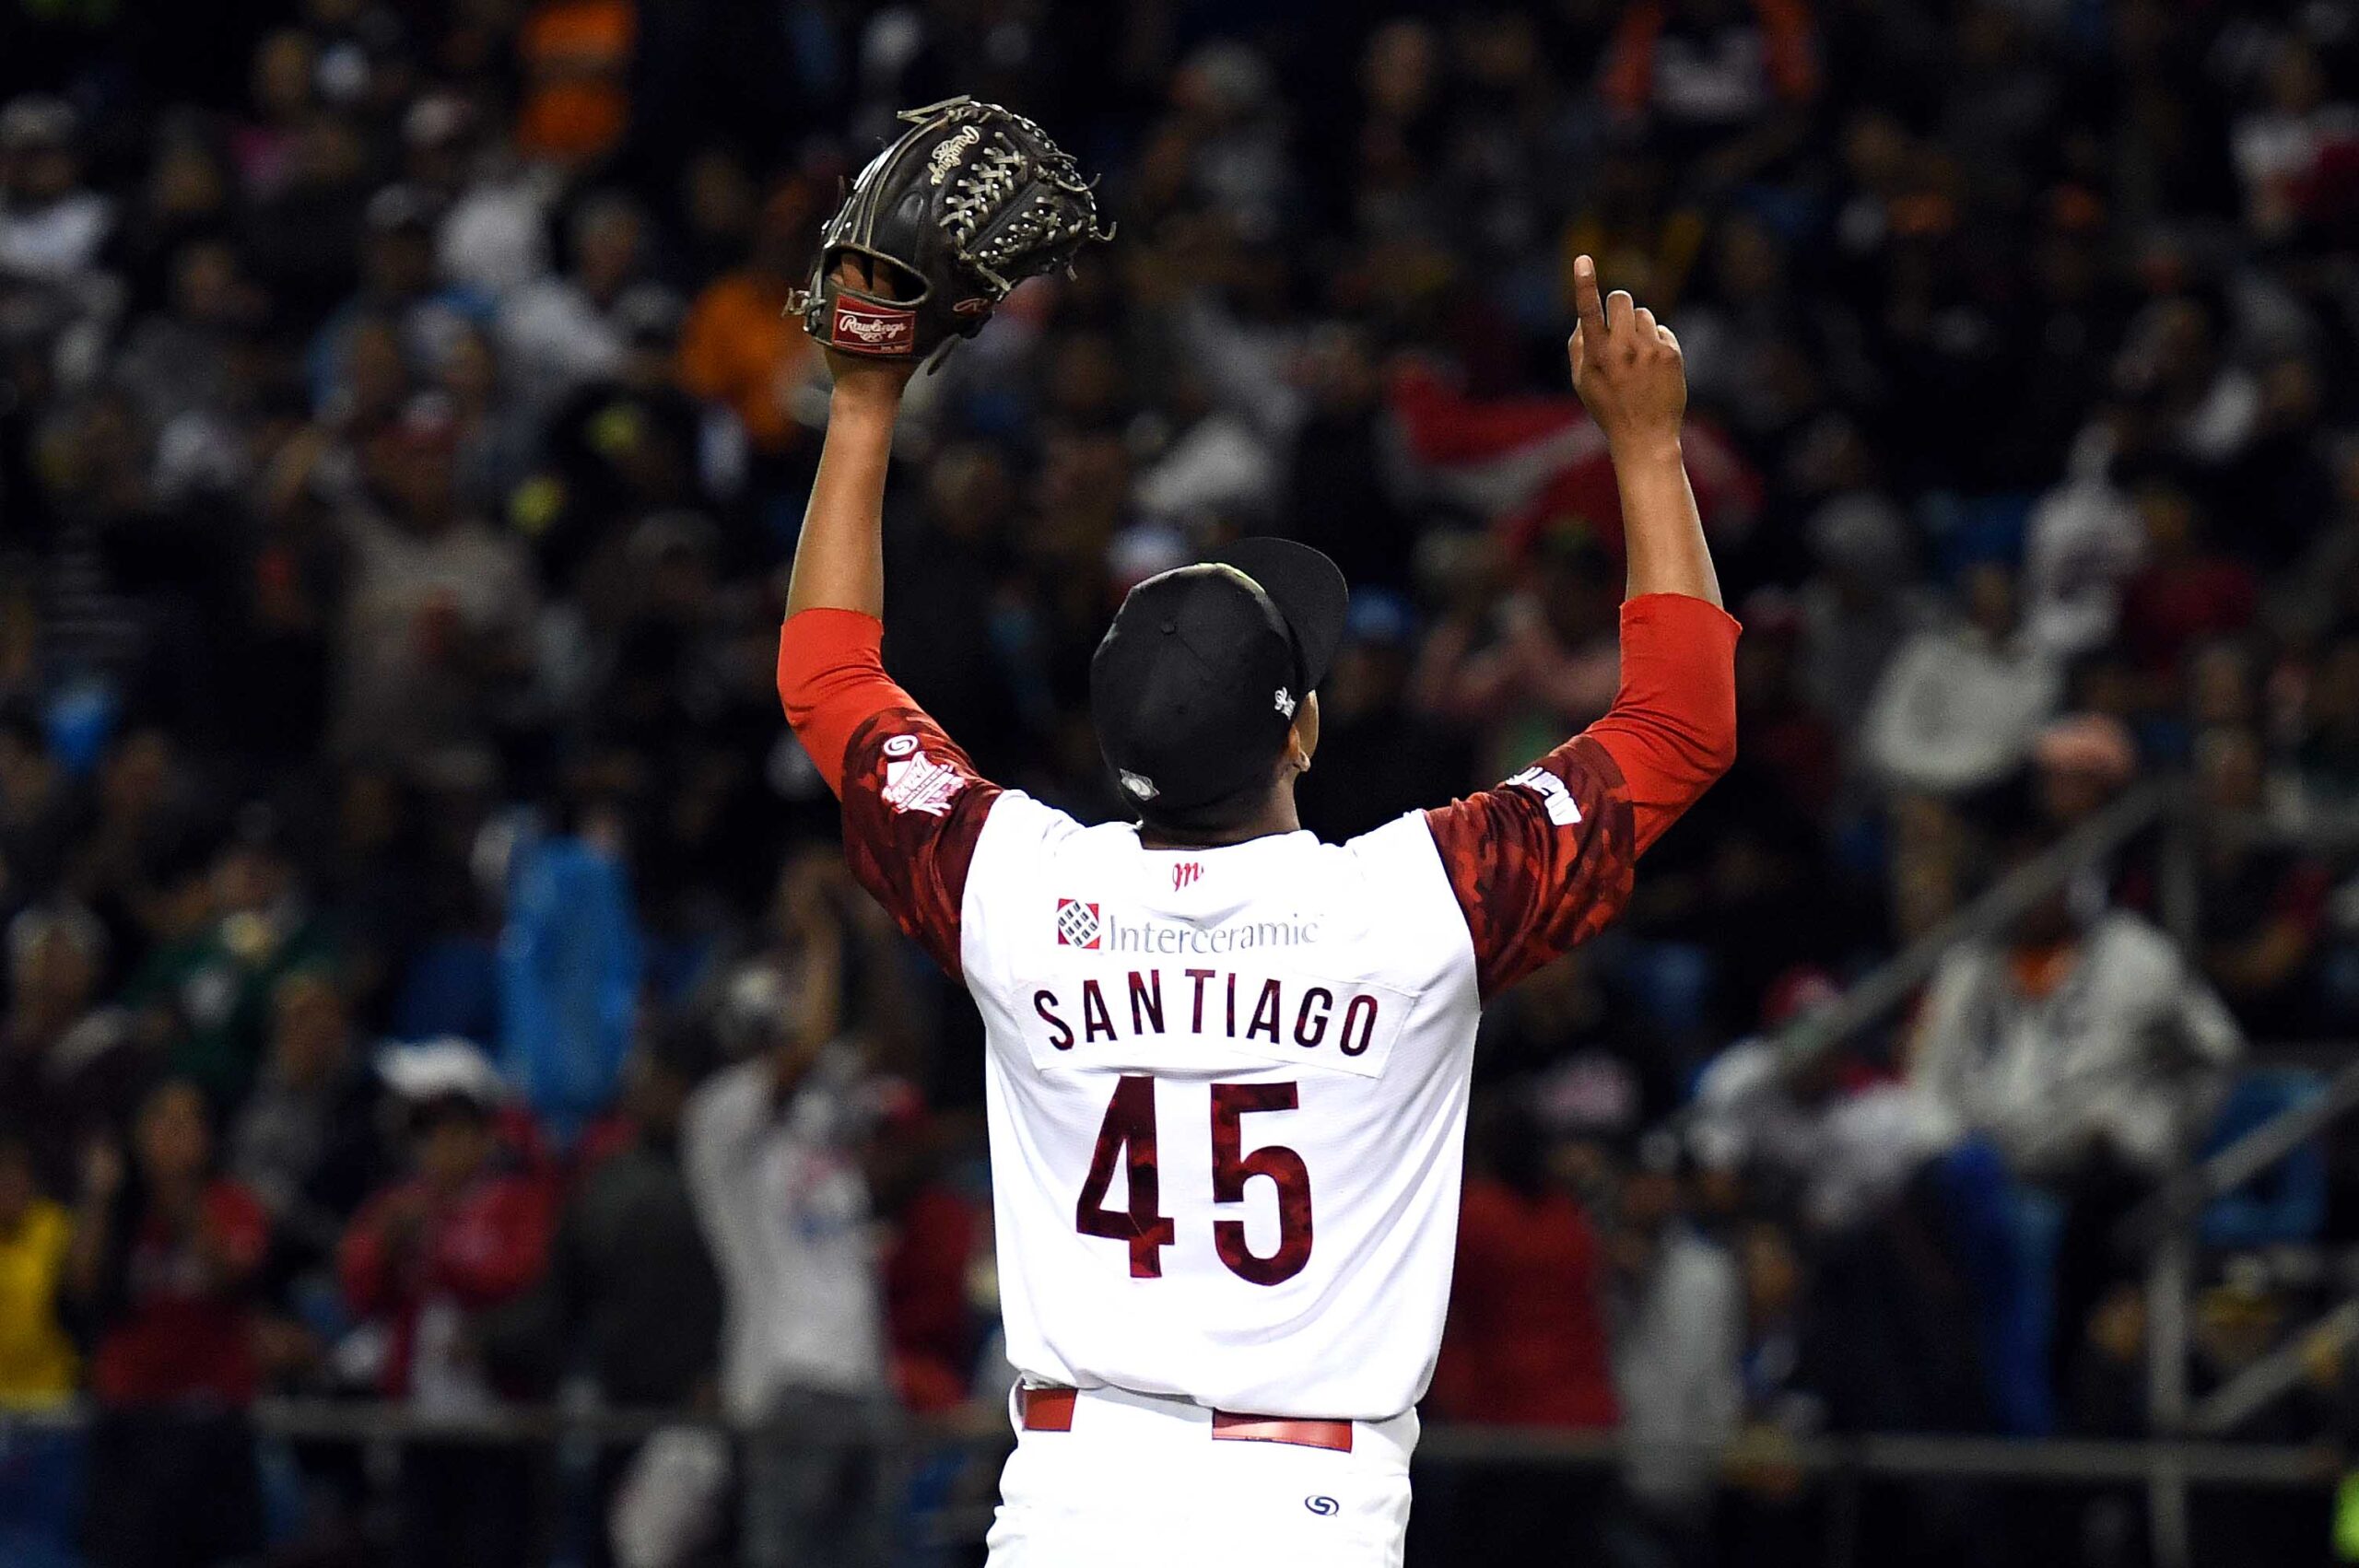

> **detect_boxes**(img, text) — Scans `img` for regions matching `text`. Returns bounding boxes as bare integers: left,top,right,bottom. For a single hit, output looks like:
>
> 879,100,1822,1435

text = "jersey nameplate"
1021,965,1414,1080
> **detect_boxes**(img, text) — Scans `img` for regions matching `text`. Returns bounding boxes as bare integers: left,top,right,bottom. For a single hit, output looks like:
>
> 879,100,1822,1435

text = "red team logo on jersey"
1054,899,1102,948
1172,861,1203,892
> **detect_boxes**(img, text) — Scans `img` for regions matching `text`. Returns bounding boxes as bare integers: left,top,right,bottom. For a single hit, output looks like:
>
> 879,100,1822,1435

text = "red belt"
1018,1385,1353,1454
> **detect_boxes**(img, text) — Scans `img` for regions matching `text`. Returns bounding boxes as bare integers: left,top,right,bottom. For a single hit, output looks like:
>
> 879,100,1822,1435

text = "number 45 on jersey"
1075,1076,1313,1286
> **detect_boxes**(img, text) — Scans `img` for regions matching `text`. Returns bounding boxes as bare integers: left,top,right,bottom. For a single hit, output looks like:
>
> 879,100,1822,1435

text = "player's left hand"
792,98,1109,375
820,256,920,400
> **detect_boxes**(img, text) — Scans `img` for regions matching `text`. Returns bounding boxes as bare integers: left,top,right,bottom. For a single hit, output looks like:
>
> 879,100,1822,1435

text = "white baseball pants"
985,1383,1414,1567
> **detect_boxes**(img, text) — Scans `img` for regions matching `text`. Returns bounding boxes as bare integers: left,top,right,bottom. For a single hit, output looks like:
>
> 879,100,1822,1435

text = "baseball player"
777,102,1737,1568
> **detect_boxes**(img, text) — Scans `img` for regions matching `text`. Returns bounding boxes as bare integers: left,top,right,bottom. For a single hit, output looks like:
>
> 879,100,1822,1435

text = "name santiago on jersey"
1027,903,1414,1078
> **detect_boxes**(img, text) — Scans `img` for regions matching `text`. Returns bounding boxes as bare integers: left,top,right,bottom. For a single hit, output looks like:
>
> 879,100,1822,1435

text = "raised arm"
1422,258,1739,999
774,287,1001,979
774,324,912,782
784,325,910,620
1569,253,1737,852
776,297,922,789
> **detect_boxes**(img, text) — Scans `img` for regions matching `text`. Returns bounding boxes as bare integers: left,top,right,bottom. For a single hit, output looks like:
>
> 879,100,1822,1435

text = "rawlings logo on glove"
830,300,916,353
789,97,1112,371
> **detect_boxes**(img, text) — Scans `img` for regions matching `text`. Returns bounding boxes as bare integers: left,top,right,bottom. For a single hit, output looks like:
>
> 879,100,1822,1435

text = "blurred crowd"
4,0,2359,1565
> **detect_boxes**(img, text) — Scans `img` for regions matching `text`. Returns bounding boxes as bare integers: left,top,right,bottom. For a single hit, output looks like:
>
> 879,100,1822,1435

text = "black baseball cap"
1090,537,1349,822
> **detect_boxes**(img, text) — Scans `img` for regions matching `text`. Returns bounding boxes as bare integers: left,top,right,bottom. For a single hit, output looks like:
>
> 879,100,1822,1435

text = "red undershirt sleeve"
777,609,1002,978
1424,593,1739,999
1585,593,1743,856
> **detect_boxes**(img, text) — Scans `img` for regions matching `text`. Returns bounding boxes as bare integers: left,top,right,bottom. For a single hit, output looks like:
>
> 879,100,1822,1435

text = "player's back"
959,793,1482,1421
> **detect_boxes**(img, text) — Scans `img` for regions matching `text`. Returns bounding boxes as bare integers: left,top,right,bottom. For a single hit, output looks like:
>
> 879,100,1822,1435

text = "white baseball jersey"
828,696,1637,1422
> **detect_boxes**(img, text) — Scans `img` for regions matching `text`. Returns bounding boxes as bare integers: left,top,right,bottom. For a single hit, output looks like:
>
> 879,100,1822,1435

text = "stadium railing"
0,1397,2342,1565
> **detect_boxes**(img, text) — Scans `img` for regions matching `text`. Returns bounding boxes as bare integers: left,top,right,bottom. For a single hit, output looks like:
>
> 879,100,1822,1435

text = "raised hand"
1567,253,1686,456
820,254,921,398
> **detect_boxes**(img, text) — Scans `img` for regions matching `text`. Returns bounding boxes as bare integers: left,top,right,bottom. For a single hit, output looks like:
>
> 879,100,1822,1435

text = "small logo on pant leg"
1304,1496,1339,1517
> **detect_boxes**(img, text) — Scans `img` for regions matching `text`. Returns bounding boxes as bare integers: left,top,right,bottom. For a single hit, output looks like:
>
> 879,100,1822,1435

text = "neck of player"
1137,791,1301,851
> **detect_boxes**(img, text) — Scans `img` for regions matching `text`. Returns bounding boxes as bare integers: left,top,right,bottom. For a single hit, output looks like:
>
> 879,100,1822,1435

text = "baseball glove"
790,96,1112,370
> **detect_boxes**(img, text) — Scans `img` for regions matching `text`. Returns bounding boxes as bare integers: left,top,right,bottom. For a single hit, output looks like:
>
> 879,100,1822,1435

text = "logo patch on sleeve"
880,747,965,815
1505,766,1583,826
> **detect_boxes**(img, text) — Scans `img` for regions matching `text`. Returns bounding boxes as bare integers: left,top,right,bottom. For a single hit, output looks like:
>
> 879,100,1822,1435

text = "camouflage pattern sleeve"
1423,734,1637,1001
836,705,1003,980
778,610,1002,980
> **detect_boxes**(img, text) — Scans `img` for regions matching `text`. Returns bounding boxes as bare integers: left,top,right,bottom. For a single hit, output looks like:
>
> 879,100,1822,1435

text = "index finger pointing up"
1574,254,1609,343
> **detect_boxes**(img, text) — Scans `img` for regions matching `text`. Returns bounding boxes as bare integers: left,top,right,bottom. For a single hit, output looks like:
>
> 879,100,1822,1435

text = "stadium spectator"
501,1026,719,1568
683,967,893,1568
2115,484,2259,681
0,96,111,303
328,394,539,764
512,0,636,170
227,968,385,1291
1432,1095,1619,1430
311,182,489,416
675,182,821,460
339,1043,554,1568
496,193,665,418
1295,591,1473,842
111,240,265,433
1414,525,1625,781
1,905,141,1198
2189,725,2330,1034
1862,563,2063,796
526,1029,719,1400
122,811,334,1110
495,808,642,1144
866,1081,983,1417
1608,1140,1743,1564
1715,1222,1825,1568
67,1079,268,1568
0,1130,76,1406
1910,842,2243,1397
1912,868,2244,1189
1602,0,1819,174
1689,986,1951,1237
1422,1095,1622,1568
521,297,707,586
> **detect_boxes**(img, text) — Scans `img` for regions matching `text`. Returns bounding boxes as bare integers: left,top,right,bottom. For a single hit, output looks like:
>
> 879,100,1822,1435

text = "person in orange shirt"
677,182,824,458
516,0,637,169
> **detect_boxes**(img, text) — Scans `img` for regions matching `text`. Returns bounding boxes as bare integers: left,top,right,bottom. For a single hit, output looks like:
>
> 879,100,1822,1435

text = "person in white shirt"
0,98,111,290
1862,562,2062,795
1909,837,2242,1397
682,1021,893,1568
1909,906,2241,1186
1608,1149,1743,1527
